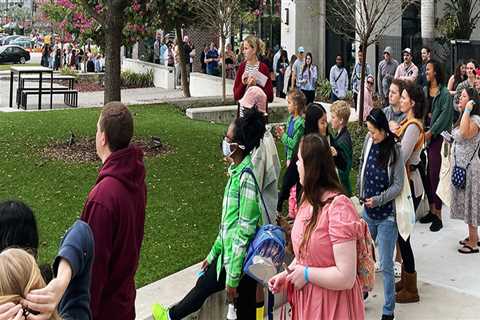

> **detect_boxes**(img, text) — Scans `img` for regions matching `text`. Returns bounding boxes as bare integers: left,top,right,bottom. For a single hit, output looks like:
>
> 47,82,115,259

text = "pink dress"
289,192,365,320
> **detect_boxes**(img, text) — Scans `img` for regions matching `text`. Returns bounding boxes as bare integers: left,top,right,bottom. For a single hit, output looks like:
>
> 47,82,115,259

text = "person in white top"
329,55,349,101
394,48,419,83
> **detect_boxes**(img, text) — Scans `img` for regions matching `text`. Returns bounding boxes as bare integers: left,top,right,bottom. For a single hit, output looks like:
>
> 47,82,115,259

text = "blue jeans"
362,211,398,316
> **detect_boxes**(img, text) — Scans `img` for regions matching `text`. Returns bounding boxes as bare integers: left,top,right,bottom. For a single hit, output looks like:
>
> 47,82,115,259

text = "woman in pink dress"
269,134,365,320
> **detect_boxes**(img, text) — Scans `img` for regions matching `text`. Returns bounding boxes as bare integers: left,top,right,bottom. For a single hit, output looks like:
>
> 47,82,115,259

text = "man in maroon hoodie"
81,102,147,320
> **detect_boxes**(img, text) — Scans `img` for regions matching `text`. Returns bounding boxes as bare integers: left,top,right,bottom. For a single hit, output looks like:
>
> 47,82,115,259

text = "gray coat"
357,136,404,215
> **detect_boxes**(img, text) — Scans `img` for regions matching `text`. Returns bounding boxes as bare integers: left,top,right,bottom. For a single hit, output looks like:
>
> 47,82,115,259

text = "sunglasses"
367,81,374,85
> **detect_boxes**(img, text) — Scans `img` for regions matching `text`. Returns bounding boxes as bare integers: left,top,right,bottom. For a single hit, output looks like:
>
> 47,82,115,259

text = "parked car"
2,35,21,46
0,45,30,64
10,37,34,49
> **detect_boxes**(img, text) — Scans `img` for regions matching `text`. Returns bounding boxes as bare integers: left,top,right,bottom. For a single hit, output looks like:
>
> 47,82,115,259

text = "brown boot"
396,271,420,303
395,265,405,292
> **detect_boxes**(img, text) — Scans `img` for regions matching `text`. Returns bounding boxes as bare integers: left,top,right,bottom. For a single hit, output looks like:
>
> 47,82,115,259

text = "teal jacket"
424,85,453,137
281,115,305,161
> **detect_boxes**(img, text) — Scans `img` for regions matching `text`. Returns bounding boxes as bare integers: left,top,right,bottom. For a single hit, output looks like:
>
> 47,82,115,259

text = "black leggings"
169,257,257,320
397,180,421,274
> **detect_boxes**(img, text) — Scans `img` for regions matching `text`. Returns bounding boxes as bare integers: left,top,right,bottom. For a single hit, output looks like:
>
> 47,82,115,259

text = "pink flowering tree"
42,0,160,103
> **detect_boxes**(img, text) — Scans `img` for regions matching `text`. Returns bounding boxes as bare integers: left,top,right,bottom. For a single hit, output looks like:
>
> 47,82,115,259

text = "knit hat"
384,46,393,55
239,86,267,114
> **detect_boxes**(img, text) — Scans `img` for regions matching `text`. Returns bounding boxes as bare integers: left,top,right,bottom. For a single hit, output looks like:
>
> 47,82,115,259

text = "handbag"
239,168,286,285
451,142,480,189
395,167,416,241
436,141,452,207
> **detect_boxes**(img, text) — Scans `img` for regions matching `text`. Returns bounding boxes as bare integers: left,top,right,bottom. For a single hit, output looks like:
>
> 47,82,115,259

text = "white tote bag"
395,167,416,241
436,141,452,208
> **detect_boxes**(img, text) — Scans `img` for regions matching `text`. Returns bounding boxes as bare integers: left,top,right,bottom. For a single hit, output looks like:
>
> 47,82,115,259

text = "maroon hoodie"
81,145,147,320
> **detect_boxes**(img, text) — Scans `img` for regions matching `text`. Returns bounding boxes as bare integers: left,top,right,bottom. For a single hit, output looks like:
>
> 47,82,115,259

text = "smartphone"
440,131,453,144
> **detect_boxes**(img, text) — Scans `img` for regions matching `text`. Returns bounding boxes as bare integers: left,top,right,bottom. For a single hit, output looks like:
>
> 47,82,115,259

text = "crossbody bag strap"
335,68,345,83
238,167,271,225
466,141,480,170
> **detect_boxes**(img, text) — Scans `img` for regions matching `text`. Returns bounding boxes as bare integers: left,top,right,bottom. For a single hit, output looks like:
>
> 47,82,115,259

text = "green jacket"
206,155,262,287
281,115,305,160
425,85,453,137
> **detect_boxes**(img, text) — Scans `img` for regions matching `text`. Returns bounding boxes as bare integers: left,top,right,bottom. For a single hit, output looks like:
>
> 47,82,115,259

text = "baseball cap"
298,46,305,53
239,86,268,114
403,48,412,55
384,46,392,55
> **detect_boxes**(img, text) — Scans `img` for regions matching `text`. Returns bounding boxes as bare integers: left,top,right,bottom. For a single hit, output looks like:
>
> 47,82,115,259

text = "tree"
194,0,241,103
439,0,480,40
149,0,200,98
326,0,418,125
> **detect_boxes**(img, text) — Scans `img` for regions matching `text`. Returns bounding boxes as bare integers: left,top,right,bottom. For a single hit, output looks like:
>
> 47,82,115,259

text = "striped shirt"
207,154,262,287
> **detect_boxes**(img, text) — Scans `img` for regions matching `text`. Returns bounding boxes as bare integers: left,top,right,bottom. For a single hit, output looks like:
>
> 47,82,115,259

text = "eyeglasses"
367,81,374,85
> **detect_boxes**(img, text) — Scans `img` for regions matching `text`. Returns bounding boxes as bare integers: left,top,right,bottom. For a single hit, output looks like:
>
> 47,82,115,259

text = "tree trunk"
221,35,226,104
421,0,434,45
104,13,123,104
358,41,367,126
175,24,191,98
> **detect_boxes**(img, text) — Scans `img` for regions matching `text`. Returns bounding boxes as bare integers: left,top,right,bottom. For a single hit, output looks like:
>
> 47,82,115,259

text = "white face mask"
222,138,245,157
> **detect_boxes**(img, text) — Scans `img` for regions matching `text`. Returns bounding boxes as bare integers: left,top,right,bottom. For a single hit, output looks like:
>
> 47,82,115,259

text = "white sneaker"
375,261,381,272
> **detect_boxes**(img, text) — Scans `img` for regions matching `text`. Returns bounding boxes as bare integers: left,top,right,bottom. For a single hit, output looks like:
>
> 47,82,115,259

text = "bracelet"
465,108,472,114
304,266,310,284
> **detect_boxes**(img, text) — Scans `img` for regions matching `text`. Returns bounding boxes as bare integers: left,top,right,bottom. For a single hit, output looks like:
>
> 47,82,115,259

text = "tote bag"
395,167,416,241
436,141,452,208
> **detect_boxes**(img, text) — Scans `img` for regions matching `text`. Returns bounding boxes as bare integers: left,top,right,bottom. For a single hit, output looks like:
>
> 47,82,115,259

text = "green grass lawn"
0,104,230,287
0,63,41,71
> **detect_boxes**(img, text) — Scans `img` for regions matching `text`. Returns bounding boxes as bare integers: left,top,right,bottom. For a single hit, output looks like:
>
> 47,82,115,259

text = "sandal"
458,245,479,254
459,237,480,246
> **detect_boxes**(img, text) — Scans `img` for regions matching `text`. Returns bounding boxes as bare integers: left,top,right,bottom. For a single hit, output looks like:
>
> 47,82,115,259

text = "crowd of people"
1,33,480,320
40,43,105,73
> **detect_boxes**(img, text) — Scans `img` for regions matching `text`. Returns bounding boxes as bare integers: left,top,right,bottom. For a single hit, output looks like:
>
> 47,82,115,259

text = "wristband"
304,266,310,284
465,108,472,114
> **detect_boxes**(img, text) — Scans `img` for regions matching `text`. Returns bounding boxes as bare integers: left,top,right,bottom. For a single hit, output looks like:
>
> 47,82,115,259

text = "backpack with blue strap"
239,167,286,284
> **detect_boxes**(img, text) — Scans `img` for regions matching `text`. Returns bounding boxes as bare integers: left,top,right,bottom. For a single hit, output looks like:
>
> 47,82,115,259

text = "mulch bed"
41,136,173,163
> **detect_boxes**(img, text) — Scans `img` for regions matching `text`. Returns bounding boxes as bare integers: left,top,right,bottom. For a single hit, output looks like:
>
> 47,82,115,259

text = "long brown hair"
299,134,345,257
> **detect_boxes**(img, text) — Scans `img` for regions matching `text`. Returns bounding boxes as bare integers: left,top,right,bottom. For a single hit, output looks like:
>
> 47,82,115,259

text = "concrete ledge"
190,73,234,98
122,58,175,90
185,100,344,124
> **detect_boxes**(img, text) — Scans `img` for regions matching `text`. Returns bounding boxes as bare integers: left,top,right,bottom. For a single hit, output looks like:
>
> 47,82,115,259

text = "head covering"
298,46,305,53
475,67,480,76
384,46,392,55
402,48,412,55
239,86,267,114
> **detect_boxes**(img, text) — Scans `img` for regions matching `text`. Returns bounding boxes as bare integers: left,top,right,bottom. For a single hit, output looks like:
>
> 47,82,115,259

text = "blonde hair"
331,100,351,125
243,35,266,57
0,248,61,320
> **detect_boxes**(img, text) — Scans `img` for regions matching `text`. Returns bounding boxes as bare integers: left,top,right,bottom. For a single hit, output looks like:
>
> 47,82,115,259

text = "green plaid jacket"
206,154,262,287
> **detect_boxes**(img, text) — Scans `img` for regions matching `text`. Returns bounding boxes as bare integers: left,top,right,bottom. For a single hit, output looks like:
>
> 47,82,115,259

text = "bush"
59,67,78,79
316,78,331,102
121,69,154,88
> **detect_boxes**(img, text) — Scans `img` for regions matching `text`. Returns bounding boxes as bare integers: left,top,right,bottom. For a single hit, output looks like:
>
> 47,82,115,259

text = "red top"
234,61,274,113
81,145,147,320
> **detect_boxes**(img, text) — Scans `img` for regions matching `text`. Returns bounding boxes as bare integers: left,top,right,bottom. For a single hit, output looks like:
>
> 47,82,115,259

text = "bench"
20,89,78,109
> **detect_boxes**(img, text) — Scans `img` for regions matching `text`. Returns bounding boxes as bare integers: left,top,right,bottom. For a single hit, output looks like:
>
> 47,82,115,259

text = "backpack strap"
239,167,271,225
